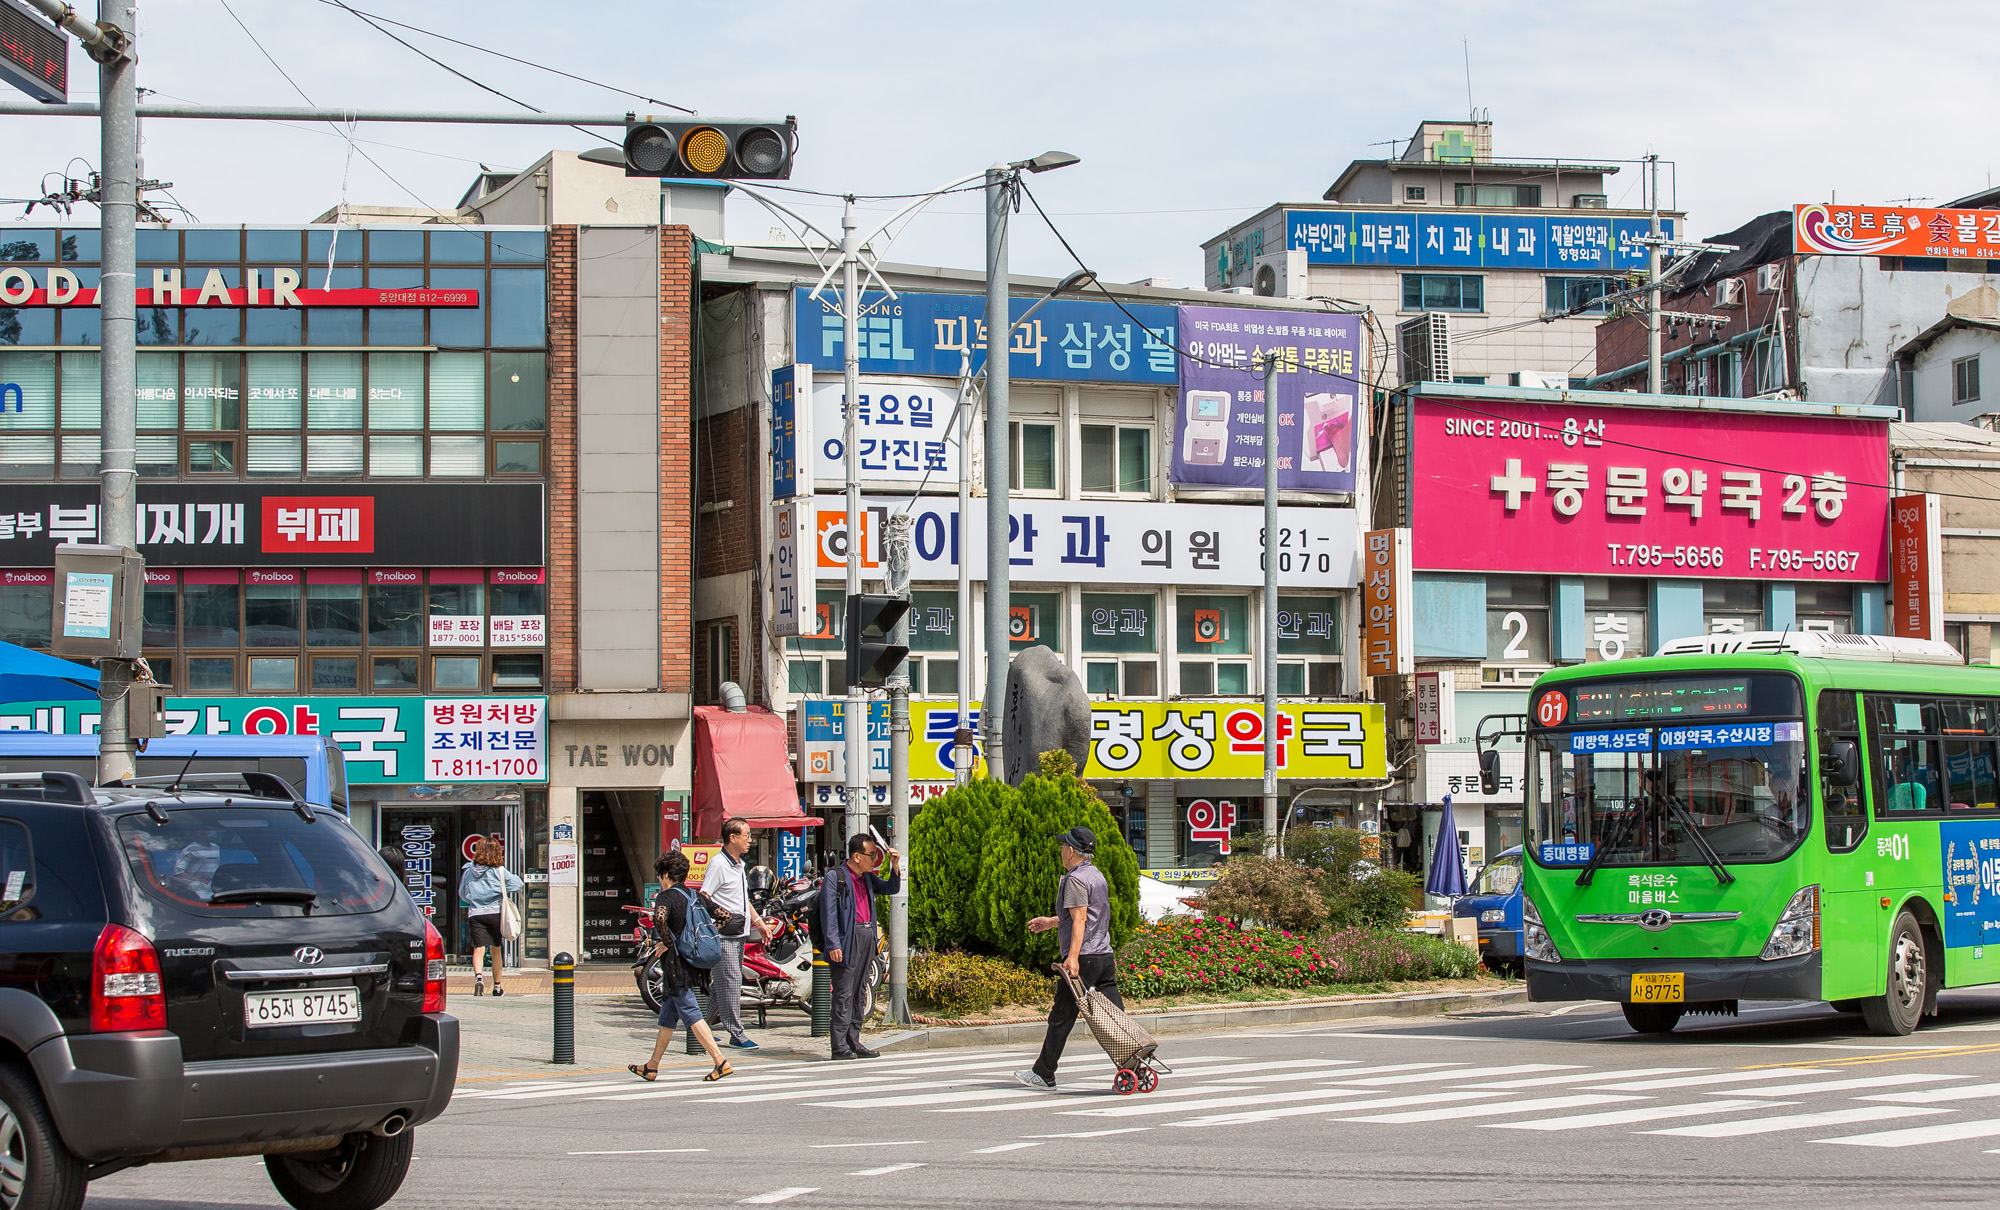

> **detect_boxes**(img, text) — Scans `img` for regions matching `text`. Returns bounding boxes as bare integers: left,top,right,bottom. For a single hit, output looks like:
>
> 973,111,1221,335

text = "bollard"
551,953,574,1064
810,947,832,1038
687,983,709,1055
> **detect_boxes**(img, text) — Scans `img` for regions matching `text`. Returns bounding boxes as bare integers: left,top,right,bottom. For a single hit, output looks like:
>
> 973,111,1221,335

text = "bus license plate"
1631,972,1684,1003
245,986,361,1028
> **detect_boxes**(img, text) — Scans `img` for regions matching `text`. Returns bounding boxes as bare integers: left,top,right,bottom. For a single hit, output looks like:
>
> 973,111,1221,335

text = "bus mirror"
1827,740,1860,787
1478,749,1501,796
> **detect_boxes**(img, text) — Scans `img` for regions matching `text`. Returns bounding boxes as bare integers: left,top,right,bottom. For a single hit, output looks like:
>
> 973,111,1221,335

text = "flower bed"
1117,917,1481,999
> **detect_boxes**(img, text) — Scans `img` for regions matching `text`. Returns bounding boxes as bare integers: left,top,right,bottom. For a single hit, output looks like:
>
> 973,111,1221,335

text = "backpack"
674,888,723,970
803,873,831,951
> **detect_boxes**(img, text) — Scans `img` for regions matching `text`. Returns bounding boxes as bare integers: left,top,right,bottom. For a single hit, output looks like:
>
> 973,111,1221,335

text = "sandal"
702,1062,732,1082
628,1064,659,1082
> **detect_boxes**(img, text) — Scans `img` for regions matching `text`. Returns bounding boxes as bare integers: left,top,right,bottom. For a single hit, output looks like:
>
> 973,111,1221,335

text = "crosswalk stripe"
1644,1105,1942,1138
1461,1067,1702,1090
812,1088,1045,1109
739,1189,817,1205
972,1142,1044,1154
1731,1073,1969,1097
1816,1117,2000,1148
1863,1082,2000,1104
588,1056,1080,1103
1324,1063,1579,1087
1338,1093,1641,1124
1064,1086,1379,1120
849,1163,925,1176
1588,1067,1834,1091
1170,1089,1508,1129
699,1081,932,1104
1487,1098,1791,1131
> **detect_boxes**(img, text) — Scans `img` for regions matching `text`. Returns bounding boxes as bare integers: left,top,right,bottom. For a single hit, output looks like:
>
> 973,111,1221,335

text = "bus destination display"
1573,677,1753,722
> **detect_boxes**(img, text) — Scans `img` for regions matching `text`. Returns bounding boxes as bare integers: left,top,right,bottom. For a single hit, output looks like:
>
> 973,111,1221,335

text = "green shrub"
1238,824,1420,930
1347,868,1423,929
908,951,1054,1017
908,776,1007,952
1199,855,1330,932
1117,917,1482,998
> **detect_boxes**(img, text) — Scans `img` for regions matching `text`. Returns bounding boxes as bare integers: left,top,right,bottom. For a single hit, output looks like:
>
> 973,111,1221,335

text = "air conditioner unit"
1250,250,1306,298
1756,263,1784,294
1711,277,1746,308
1571,193,1609,209
1396,312,1450,384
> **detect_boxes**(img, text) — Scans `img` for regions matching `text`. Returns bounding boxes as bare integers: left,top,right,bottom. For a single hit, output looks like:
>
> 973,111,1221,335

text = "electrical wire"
306,0,694,114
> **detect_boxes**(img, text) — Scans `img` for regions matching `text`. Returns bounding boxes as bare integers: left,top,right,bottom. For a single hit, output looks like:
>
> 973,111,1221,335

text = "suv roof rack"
0,772,96,805
104,771,305,803
1655,630,1968,666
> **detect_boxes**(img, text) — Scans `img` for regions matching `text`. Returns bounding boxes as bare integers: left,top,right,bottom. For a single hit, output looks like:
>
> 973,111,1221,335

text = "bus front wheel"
1861,911,1929,1037
1621,1003,1684,1034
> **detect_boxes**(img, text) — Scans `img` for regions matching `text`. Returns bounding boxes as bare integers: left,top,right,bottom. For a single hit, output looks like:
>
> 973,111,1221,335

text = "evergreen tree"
970,751,1140,967
907,775,1009,952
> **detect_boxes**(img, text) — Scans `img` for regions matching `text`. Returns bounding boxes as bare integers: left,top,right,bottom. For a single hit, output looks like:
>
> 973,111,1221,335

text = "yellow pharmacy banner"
907,701,1386,783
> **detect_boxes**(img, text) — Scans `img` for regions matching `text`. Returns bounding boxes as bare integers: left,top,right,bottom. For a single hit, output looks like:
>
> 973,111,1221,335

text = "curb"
868,985,1530,1053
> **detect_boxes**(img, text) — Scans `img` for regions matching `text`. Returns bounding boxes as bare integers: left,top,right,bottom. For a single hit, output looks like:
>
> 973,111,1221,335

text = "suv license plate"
1630,972,1684,1003
245,986,361,1028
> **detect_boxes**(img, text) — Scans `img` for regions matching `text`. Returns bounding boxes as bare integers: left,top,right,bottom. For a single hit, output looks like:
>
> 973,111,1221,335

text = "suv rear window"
117,807,395,918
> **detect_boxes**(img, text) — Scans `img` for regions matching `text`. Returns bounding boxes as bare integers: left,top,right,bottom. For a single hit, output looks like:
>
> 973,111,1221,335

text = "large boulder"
1001,645,1091,786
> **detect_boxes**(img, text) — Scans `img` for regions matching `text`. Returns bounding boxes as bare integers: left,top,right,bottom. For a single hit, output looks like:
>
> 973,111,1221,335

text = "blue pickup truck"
1452,846,1524,973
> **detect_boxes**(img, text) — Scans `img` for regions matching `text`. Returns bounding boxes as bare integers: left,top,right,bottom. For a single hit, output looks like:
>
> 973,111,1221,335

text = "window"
1869,696,1947,815
1176,594,1248,696
1009,421,1056,491
1007,591,1063,655
1484,576,1550,675
1754,336,1788,395
787,587,846,696
1081,425,1151,495
1820,689,1866,852
1703,580,1761,637
703,621,735,704
1955,355,1982,405
1404,185,1427,202
1545,276,1618,316
0,820,37,918
0,581,51,649
1453,183,1541,208
1277,595,1341,696
1796,582,1854,635
1083,592,1158,697
1402,274,1483,313
908,588,959,696
1583,577,1647,663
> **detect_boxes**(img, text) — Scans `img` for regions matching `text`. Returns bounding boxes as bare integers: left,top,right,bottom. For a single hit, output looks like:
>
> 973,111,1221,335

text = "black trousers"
1033,953,1120,1084
829,921,877,1055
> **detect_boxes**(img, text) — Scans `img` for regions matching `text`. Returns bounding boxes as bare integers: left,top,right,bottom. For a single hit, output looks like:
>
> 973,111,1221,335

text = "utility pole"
883,512,912,1025
95,0,138,784
1646,153,1662,393
1261,353,1279,855
982,166,1011,783
952,350,976,787
837,194,872,847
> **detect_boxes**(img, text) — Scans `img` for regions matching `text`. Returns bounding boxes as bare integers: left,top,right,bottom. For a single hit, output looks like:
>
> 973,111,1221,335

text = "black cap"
1057,825,1097,855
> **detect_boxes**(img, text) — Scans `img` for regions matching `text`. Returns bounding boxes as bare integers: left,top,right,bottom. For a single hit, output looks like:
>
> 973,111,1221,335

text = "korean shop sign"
899,700,1386,783
1889,493,1942,641
0,265,476,307
1362,528,1410,677
811,377,957,487
793,288,1178,385
770,364,809,500
1173,305,1362,493
0,695,547,785
797,699,890,783
811,495,1358,590
1409,395,1890,581
1287,211,1671,271
0,483,543,566
1795,203,2000,261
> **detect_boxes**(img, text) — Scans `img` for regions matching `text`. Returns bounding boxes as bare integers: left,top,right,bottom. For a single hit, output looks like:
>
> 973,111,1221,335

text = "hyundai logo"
1636,909,1674,932
293,946,326,965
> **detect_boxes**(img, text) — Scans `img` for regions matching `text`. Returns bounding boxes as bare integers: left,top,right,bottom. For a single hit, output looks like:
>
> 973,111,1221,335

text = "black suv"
0,771,456,1210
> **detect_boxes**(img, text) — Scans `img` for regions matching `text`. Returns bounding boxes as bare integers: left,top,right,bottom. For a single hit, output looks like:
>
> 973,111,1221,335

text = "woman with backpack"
458,838,523,996
629,850,733,1082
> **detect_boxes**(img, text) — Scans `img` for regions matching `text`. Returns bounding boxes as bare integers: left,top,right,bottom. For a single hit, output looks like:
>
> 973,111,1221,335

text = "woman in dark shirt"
630,850,732,1082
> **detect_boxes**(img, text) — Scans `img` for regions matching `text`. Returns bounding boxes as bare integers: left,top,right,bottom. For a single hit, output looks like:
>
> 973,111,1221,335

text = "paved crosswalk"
451,1042,2000,1153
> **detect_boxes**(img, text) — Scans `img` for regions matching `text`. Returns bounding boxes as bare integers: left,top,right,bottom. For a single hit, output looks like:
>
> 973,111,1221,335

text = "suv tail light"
91,923,165,1032
423,918,447,1013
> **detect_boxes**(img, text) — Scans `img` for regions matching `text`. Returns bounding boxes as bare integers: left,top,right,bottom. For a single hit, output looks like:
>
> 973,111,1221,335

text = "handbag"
495,868,522,941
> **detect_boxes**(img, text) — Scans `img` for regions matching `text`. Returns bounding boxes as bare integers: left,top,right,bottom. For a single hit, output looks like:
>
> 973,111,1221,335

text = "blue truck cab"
1453,845,1524,971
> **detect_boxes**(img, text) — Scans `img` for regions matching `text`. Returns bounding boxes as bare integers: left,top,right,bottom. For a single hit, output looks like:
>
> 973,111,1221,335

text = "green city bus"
1513,630,2000,1036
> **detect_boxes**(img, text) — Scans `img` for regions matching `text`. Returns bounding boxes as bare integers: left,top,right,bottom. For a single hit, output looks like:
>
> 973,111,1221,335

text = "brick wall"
660,227,694,694
547,225,579,692
696,405,757,577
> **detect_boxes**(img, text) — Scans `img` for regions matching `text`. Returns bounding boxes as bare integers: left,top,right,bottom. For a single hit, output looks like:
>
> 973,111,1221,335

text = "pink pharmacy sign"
1410,396,1890,581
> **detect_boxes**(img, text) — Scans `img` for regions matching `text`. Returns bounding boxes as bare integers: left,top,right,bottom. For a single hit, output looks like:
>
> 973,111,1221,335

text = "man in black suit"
818,832,901,1059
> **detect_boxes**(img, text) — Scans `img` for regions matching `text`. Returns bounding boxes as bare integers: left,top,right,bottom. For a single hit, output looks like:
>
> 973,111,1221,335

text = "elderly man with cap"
1015,824,1119,1090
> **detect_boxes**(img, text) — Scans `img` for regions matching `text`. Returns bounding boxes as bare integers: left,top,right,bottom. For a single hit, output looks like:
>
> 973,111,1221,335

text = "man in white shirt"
701,818,772,1050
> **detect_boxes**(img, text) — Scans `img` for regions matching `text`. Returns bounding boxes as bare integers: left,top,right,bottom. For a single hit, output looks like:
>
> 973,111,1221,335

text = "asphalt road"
84,989,2000,1210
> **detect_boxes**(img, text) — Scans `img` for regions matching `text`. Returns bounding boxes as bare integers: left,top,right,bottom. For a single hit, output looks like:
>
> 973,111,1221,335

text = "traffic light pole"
982,167,1010,783
884,512,913,1026
840,195,867,847
1262,352,1279,856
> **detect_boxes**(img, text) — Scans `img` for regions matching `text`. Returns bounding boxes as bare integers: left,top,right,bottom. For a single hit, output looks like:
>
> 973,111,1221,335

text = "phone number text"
1604,543,1864,572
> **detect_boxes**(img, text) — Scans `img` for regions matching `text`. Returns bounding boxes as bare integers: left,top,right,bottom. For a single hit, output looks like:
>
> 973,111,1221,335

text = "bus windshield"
1528,672,1809,868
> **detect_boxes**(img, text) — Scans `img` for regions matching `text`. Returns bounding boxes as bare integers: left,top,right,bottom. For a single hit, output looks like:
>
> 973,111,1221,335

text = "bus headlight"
1761,884,1820,961
1523,895,1562,963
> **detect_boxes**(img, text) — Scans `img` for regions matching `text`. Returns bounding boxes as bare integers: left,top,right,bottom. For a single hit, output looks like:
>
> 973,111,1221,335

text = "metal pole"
840,195,867,845
954,352,974,787
1262,353,1279,856
95,0,137,786
884,512,912,1026
983,167,1011,783
550,952,574,1063
0,100,742,125
1646,153,1662,393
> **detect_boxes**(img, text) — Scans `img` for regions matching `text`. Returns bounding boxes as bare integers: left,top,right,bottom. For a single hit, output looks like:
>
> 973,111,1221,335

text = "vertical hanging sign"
1363,527,1412,677
771,498,812,638
770,364,812,501
1890,493,1943,642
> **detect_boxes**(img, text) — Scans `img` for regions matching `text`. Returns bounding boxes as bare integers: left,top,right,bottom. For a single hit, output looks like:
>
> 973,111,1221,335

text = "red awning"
691,705,816,839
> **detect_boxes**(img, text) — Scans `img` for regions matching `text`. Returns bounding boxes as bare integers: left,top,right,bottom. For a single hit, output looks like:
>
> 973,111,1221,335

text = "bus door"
1818,688,1880,1001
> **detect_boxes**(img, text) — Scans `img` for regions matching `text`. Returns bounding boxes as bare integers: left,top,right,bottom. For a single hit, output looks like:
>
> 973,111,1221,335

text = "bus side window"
1869,695,1944,816
1820,689,1867,853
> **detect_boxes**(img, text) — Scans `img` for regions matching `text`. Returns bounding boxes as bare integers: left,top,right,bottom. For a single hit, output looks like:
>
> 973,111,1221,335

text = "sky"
2,0,1995,287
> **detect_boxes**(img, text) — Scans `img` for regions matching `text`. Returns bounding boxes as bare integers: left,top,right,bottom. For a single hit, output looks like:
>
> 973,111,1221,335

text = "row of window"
786,586,1343,699
0,350,546,479
1008,420,1153,496
1821,691,2000,853
1404,273,1629,316
0,226,548,266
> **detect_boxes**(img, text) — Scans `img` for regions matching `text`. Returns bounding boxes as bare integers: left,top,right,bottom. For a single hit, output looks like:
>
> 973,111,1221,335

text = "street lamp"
983,151,1080,784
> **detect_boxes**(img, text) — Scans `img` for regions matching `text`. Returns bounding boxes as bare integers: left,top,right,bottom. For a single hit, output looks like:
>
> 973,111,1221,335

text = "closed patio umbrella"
1426,794,1469,898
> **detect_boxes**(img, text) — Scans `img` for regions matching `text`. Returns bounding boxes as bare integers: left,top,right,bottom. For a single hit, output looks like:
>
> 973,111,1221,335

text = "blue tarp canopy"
0,642,99,703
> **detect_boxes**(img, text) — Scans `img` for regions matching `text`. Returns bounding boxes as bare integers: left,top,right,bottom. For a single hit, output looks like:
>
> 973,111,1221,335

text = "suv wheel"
0,1063,86,1210
266,1131,415,1210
